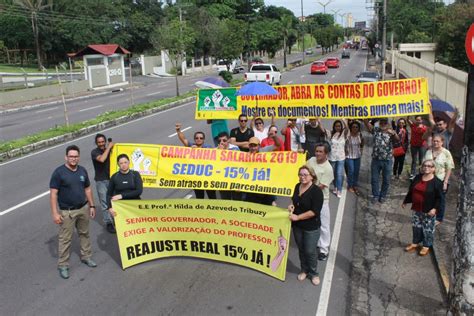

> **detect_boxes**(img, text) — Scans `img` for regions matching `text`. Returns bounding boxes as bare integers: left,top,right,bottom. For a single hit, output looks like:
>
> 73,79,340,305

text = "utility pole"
449,25,474,314
339,13,347,40
381,0,387,80
301,0,305,64
331,9,341,25
317,0,332,14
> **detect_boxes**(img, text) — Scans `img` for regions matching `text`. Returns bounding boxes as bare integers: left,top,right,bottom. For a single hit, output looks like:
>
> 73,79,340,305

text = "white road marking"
35,107,58,114
168,126,192,137
0,102,192,166
300,75,305,78
147,91,162,96
184,194,193,199
0,191,50,216
331,75,335,78
288,80,293,84
324,80,329,84
316,188,347,316
79,104,104,112
0,103,193,215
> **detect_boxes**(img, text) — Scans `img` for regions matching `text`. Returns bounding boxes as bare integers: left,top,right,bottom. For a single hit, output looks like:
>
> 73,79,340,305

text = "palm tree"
281,15,295,68
14,0,52,70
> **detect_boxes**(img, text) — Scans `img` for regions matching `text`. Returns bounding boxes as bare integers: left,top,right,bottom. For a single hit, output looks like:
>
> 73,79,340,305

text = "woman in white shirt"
329,120,349,198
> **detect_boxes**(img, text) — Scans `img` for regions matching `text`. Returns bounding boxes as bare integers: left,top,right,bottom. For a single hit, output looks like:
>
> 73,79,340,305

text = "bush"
218,70,233,83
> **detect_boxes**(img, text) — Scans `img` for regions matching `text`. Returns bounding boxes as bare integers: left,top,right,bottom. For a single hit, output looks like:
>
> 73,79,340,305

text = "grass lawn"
0,64,80,73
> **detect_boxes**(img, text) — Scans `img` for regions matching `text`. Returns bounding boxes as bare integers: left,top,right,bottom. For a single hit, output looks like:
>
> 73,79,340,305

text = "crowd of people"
49,110,457,280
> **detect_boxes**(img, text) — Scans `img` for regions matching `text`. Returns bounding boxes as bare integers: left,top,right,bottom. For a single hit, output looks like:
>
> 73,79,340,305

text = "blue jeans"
371,158,392,199
293,226,320,277
410,146,426,176
345,158,361,188
437,187,448,222
330,160,345,192
96,180,112,224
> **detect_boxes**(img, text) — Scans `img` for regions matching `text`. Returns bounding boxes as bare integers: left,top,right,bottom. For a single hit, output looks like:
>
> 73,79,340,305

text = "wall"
0,80,90,106
388,50,468,118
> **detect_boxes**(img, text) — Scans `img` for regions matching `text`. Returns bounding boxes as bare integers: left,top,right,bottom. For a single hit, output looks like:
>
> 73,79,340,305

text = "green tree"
209,19,246,68
151,18,196,96
13,0,53,69
435,2,474,71
281,14,295,67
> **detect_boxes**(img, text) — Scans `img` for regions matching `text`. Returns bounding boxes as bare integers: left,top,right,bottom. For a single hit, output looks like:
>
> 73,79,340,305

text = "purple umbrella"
430,99,455,112
195,77,230,89
235,82,279,115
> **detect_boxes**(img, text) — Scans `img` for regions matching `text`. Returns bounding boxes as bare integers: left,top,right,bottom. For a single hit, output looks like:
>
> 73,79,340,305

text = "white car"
244,64,281,85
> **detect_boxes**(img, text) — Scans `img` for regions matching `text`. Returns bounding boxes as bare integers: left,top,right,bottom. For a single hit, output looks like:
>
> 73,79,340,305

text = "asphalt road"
0,49,368,315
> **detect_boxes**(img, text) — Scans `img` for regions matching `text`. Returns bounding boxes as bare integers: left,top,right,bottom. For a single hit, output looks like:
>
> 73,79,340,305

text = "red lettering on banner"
377,80,418,97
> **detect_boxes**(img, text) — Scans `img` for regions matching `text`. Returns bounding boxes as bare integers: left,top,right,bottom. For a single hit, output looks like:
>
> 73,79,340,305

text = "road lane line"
331,75,335,78
168,126,192,137
316,188,347,316
184,194,193,199
0,190,50,216
0,102,192,167
147,91,162,96
300,75,305,78
35,107,58,114
288,81,293,84
324,80,329,84
79,104,104,112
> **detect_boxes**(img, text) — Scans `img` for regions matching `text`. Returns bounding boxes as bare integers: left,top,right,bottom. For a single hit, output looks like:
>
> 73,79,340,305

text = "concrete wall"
0,80,90,106
108,56,123,85
141,55,162,75
388,50,468,118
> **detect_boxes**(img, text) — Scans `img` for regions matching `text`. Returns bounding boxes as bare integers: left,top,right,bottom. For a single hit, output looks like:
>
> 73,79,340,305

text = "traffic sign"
466,23,474,65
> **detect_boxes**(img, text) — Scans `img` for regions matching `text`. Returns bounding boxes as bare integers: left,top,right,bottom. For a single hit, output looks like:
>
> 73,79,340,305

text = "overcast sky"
264,0,456,26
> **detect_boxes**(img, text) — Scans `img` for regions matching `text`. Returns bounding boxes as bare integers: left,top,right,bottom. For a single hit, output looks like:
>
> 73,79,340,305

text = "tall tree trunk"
283,37,287,68
448,64,474,315
31,11,43,70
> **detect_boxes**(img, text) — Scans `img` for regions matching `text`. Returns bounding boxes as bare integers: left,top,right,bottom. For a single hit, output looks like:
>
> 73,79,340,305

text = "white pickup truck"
244,64,281,85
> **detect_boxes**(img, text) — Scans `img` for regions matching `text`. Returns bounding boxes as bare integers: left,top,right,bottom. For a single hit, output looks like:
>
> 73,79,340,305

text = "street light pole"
301,0,305,64
317,0,332,14
381,0,387,80
331,9,341,25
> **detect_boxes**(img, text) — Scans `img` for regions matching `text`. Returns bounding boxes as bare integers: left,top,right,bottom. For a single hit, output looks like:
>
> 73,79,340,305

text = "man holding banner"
364,119,399,203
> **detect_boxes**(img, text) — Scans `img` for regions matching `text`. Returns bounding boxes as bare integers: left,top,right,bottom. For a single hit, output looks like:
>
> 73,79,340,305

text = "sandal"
311,276,320,286
419,247,430,256
405,244,418,253
297,272,307,281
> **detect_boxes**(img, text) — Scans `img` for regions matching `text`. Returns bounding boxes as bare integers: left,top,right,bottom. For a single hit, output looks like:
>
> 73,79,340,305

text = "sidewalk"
349,53,455,313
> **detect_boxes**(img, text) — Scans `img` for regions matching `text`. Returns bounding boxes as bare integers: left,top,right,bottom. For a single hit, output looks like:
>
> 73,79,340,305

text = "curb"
0,96,195,162
432,243,451,297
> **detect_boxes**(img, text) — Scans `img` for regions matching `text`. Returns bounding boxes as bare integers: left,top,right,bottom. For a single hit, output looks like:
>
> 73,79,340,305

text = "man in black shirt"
91,134,115,233
230,114,254,152
50,145,97,279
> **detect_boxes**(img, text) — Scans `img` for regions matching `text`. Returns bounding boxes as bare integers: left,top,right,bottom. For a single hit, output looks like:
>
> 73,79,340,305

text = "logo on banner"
198,89,237,111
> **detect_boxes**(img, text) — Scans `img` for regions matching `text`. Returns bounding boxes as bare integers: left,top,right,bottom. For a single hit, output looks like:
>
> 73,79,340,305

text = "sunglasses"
218,138,228,143
195,136,204,140
240,120,248,122
256,122,263,125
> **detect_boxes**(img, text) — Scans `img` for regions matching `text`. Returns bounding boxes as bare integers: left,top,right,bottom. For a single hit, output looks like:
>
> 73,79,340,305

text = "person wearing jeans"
408,116,428,177
328,120,348,198
364,119,399,203
90,134,115,233
345,121,364,194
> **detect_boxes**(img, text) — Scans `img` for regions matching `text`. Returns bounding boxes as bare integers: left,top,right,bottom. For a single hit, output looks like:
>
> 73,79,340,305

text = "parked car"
244,63,281,85
325,57,340,68
305,48,314,55
356,71,380,81
310,61,328,74
214,59,245,74
341,50,350,59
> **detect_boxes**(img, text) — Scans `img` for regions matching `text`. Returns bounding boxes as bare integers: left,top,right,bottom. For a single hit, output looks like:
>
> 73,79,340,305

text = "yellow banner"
195,78,430,120
110,144,305,196
113,199,292,280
